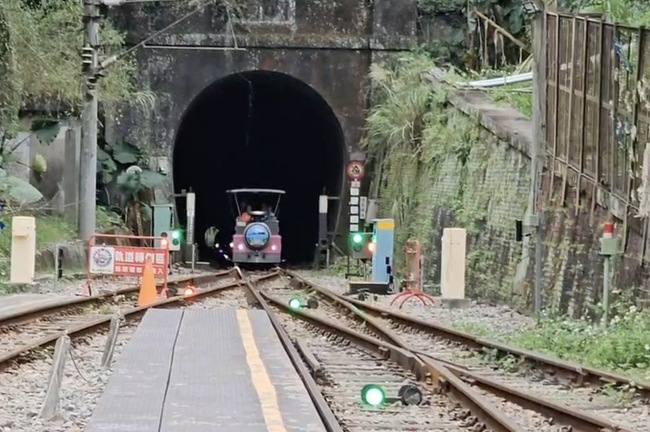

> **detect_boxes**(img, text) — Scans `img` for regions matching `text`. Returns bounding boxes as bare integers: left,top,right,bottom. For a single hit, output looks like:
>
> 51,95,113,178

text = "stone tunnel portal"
173,70,345,265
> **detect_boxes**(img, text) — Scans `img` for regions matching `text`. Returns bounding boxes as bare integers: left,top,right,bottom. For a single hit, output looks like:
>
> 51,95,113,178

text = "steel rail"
278,270,638,432
339,290,650,396
263,288,637,432
241,277,344,432
0,268,238,327
254,283,522,432
283,269,650,397
0,270,278,371
440,361,637,432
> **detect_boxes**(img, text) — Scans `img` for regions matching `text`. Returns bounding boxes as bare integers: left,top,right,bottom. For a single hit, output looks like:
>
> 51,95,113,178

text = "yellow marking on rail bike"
235,309,288,432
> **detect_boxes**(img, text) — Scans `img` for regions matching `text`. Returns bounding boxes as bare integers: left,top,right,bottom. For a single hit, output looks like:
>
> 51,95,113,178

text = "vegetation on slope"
0,205,124,283
455,297,650,384
365,52,486,276
564,0,650,25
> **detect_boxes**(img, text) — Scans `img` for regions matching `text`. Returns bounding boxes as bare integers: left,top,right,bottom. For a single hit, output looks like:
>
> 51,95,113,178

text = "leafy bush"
98,140,166,235
1,0,145,112
501,306,650,379
0,167,43,204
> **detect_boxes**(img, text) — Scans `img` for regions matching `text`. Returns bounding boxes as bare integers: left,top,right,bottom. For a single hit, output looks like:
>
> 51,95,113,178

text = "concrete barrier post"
101,314,122,368
10,216,36,284
39,335,70,420
440,228,468,308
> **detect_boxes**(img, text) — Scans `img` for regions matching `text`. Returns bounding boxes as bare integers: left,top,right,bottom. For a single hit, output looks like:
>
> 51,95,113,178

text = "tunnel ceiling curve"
173,70,345,265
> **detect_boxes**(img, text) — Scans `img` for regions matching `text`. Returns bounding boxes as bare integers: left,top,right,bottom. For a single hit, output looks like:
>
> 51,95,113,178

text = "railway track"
276,309,471,431
0,268,245,370
4,265,649,432
247,269,649,431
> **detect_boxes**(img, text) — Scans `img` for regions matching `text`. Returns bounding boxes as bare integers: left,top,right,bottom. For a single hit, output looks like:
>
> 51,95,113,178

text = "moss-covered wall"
418,108,650,316
368,55,649,317
384,105,530,306
425,114,531,304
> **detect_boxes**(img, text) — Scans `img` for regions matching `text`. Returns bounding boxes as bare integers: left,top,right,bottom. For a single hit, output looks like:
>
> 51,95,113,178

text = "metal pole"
186,191,196,271
602,256,611,327
599,221,617,328
186,192,196,246
531,3,546,315
79,0,101,240
191,243,196,273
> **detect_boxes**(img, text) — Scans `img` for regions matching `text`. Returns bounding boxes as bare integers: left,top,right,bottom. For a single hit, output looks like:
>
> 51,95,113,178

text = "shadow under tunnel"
173,70,345,265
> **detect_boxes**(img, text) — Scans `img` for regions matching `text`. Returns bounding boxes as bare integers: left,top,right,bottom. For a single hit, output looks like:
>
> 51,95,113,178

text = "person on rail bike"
240,205,252,223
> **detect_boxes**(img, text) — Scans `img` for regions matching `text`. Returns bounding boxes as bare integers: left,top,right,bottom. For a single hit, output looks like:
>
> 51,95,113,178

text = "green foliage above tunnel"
0,0,154,131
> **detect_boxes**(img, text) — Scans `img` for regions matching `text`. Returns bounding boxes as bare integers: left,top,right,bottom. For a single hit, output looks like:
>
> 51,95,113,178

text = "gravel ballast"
295,270,535,338
0,325,137,432
12,266,216,296
0,270,633,431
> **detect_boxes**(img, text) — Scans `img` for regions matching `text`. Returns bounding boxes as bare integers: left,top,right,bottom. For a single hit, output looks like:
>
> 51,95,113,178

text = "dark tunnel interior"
173,70,345,265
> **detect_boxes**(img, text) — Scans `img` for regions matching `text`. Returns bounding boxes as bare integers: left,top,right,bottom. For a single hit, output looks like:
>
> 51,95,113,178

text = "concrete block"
440,228,467,300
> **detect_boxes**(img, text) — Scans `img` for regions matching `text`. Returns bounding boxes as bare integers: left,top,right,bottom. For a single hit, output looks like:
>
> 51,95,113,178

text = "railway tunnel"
173,70,346,265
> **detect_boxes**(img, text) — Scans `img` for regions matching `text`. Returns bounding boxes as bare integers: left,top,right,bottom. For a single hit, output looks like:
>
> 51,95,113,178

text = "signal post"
345,158,371,278
343,156,396,296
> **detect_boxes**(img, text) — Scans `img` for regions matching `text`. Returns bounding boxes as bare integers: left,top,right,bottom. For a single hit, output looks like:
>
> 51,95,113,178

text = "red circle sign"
346,161,365,181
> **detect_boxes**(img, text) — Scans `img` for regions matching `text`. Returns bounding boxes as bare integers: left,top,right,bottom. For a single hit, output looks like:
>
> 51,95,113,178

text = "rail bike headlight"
243,223,271,251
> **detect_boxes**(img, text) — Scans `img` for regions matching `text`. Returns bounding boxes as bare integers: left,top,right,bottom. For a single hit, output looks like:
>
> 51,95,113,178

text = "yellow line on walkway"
235,309,288,432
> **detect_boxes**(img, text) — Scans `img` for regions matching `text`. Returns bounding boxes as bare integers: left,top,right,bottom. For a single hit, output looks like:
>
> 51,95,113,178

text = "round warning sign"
346,161,365,181
89,246,115,274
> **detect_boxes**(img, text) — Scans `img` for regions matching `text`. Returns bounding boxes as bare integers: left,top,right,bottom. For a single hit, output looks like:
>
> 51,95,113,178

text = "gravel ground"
295,270,535,338
0,324,137,432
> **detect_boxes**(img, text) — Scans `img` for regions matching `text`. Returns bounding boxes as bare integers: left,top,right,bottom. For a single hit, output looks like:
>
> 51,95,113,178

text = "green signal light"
352,233,363,244
361,384,386,407
288,297,303,310
171,230,181,240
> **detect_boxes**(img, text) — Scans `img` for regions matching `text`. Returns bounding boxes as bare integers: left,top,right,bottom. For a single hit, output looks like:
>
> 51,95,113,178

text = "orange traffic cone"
137,260,158,307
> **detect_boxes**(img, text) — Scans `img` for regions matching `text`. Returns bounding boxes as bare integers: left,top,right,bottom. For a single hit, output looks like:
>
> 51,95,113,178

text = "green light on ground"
361,384,386,407
288,297,303,310
352,233,363,244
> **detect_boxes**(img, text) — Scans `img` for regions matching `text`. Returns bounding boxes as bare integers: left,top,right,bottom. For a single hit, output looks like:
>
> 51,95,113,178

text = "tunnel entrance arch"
173,70,346,265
